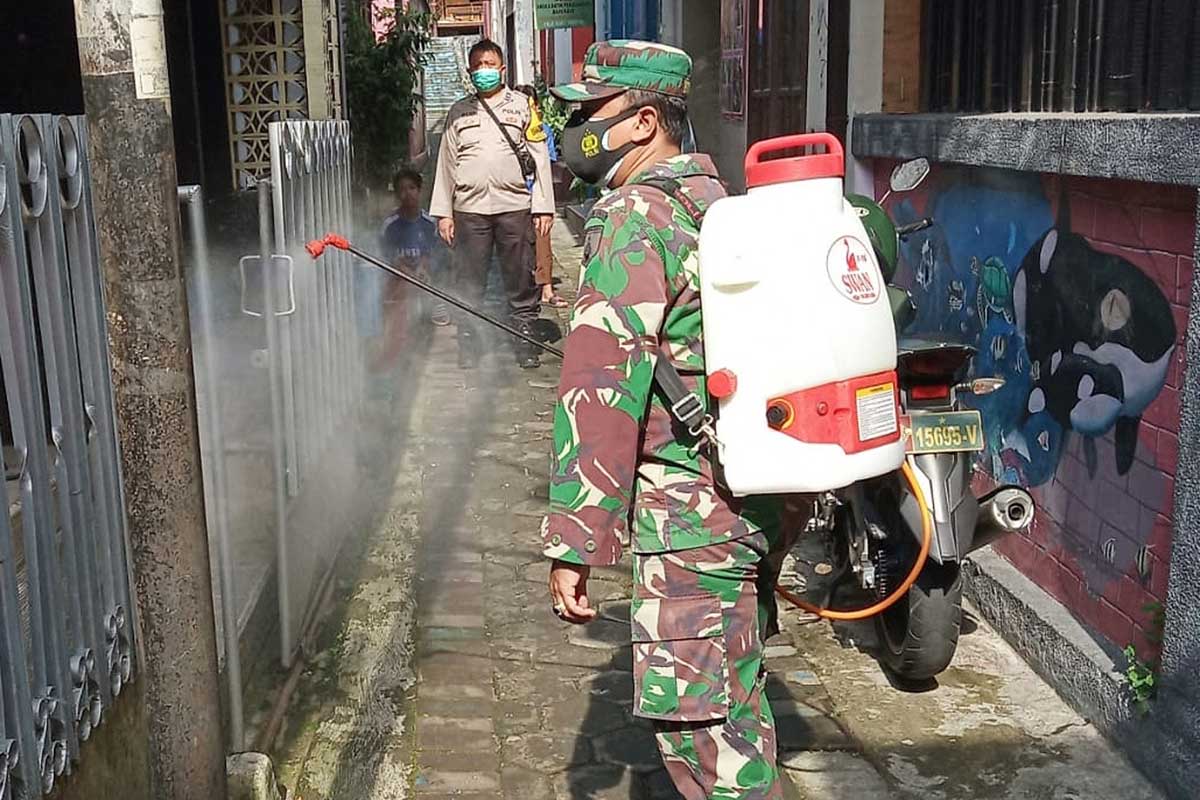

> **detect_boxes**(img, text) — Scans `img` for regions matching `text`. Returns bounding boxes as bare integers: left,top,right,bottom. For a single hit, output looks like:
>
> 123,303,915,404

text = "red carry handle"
744,132,844,189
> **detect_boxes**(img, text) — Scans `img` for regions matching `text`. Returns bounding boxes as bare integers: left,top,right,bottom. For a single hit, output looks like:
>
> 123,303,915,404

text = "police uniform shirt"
430,87,555,219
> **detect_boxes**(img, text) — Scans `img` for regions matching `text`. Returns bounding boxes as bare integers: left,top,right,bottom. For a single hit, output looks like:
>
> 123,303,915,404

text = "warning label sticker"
827,236,881,305
856,383,898,442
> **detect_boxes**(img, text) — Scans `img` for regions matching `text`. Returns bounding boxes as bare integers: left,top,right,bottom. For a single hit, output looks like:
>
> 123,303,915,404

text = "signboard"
720,0,747,118
535,0,595,30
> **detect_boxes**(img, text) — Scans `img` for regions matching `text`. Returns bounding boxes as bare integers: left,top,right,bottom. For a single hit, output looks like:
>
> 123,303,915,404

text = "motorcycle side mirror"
960,377,1005,396
890,158,930,193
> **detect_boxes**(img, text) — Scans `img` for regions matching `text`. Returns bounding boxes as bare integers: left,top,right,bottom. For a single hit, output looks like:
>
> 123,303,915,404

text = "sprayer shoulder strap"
635,176,712,437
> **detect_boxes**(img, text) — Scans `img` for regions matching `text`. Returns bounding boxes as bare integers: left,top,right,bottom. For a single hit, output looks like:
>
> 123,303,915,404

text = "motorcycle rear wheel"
876,561,963,683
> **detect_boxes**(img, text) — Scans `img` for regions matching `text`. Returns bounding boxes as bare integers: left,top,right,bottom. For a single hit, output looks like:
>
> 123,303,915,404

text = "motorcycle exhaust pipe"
968,486,1035,555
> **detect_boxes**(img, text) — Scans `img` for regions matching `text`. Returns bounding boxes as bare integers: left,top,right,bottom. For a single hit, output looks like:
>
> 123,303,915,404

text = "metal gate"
267,119,359,664
0,115,135,798
183,118,360,750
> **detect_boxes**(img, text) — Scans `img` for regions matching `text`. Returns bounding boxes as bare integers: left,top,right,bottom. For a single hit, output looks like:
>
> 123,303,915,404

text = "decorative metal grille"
220,0,347,189
0,114,135,798
221,0,309,190
325,2,346,120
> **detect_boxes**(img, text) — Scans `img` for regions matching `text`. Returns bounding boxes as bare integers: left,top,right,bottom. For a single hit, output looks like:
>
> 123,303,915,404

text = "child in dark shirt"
370,167,448,372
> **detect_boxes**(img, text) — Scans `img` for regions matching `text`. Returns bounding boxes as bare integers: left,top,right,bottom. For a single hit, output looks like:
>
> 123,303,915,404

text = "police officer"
430,39,554,369
542,41,798,799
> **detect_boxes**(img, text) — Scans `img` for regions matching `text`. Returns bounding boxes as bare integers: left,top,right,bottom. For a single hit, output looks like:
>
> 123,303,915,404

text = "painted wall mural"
878,164,1194,654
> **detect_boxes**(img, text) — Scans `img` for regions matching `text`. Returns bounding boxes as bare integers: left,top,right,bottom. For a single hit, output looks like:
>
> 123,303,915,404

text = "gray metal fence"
184,119,363,749
266,119,360,666
0,115,135,797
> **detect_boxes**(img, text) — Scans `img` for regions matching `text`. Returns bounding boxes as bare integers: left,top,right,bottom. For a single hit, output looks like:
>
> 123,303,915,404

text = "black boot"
515,321,541,370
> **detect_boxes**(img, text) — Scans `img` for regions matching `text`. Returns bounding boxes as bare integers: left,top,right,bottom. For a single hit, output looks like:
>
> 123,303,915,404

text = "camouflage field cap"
550,39,692,102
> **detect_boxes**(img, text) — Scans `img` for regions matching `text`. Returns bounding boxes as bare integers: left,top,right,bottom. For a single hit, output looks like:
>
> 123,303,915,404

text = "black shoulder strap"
477,93,536,179
637,176,706,227
635,176,714,441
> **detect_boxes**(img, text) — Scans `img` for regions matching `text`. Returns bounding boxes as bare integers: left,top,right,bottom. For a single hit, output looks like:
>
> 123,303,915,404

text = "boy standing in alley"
370,167,448,373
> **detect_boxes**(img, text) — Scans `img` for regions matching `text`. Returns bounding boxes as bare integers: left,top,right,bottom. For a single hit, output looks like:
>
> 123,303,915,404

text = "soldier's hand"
549,561,597,624
438,217,455,247
533,213,553,238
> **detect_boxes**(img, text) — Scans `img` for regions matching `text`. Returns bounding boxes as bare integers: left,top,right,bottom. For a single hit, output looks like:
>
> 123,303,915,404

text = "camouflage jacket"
541,154,786,566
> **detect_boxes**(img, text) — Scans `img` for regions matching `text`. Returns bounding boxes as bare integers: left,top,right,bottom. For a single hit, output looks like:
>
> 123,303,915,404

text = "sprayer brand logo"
827,236,880,305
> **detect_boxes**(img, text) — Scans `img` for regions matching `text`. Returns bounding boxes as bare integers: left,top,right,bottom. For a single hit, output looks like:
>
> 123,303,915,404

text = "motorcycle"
804,159,1036,682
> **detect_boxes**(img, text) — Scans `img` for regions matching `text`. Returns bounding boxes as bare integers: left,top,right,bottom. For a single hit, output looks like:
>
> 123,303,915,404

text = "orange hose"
775,460,933,621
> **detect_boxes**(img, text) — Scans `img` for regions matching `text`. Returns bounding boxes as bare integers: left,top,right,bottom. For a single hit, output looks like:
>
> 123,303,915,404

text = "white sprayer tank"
699,133,906,496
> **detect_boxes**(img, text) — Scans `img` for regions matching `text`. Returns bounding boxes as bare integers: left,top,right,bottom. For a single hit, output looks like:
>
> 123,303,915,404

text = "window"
605,0,660,41
923,0,1200,113
748,0,810,143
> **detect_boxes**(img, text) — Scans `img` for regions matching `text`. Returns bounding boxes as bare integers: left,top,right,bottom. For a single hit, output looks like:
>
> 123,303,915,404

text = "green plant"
533,75,571,144
344,2,435,189
1122,644,1158,713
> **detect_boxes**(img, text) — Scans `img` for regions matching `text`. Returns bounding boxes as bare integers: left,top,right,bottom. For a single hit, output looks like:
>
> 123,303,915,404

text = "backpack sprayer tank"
699,133,906,496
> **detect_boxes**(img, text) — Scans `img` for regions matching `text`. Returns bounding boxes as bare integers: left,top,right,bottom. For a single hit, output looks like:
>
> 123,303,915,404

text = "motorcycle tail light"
909,384,950,401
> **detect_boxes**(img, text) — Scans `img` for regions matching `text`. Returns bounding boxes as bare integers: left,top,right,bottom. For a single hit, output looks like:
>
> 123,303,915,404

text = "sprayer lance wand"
307,233,718,447
306,234,564,359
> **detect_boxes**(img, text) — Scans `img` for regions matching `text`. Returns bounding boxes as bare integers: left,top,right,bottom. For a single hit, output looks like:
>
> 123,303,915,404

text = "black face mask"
560,107,640,187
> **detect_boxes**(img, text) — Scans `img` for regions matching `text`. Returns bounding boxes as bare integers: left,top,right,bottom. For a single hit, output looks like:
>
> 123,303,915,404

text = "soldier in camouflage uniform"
542,41,798,800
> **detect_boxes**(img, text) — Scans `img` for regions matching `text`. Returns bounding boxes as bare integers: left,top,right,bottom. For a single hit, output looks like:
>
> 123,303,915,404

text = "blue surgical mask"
471,68,503,93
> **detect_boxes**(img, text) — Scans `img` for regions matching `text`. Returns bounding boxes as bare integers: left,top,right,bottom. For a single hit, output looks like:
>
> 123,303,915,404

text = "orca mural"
888,166,1184,604
891,172,1177,486
1015,228,1176,479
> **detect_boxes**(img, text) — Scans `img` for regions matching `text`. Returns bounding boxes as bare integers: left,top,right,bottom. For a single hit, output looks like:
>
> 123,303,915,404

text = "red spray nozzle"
305,234,351,259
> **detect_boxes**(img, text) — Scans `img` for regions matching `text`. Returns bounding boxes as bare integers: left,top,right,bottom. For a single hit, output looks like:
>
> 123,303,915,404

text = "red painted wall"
1006,175,1192,659
874,162,1195,661
572,26,594,80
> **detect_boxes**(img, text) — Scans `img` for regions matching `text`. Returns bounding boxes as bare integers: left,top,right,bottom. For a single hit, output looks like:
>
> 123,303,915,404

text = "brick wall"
875,162,1195,660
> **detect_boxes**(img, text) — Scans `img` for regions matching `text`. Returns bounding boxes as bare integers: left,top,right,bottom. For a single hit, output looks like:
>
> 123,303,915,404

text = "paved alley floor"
271,220,1165,800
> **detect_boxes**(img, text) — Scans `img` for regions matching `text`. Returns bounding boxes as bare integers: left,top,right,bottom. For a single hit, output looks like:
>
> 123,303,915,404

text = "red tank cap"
707,369,738,399
744,132,844,189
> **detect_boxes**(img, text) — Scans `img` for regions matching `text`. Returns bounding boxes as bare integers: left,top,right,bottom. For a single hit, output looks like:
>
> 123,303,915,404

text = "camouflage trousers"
631,531,787,800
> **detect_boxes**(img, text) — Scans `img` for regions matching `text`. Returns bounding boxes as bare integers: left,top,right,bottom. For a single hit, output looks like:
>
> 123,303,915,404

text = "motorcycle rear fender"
898,452,980,564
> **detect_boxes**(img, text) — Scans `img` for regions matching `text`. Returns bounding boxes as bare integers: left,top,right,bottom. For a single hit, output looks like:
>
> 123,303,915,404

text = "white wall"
660,0,683,46
846,0,884,194
491,0,507,46
806,0,829,133
553,28,574,83
513,0,537,84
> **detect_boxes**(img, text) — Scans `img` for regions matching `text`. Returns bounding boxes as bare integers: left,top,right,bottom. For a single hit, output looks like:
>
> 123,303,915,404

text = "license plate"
902,410,985,454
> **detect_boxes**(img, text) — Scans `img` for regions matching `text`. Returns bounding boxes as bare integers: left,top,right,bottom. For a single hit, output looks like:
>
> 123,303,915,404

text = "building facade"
813,2,1200,796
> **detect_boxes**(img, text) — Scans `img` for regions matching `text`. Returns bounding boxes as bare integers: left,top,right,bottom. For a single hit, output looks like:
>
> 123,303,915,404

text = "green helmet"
846,194,898,282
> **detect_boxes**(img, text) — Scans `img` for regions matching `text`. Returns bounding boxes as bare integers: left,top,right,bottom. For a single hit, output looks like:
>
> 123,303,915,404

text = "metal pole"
260,180,294,668
73,1,226,796
269,123,301,497
178,185,244,751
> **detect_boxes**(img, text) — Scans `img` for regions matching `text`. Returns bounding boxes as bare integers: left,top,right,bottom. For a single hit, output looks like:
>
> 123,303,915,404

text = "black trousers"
453,210,540,346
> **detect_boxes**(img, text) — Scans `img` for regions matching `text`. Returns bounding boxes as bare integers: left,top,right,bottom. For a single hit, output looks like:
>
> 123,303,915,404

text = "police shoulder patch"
525,96,547,142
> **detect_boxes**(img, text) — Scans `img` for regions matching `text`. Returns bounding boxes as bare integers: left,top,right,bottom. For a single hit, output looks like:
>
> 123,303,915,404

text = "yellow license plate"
902,411,985,454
